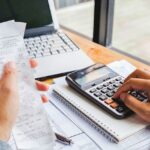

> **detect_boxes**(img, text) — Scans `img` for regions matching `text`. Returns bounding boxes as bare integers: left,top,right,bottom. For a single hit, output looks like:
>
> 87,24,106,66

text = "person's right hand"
124,69,150,82
113,69,150,122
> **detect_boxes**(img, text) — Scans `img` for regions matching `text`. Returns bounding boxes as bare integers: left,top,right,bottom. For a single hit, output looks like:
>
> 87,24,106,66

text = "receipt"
0,21,55,150
107,60,136,78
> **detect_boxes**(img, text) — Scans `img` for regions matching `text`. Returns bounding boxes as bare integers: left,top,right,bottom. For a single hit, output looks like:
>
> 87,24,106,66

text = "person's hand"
124,69,150,82
0,62,19,141
29,59,49,103
113,69,150,122
0,59,49,141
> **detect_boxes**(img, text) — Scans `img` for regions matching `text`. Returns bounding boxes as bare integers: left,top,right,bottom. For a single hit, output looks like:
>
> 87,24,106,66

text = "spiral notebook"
52,84,149,143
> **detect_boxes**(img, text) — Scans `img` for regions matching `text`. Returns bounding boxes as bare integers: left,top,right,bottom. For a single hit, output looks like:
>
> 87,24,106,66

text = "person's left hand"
0,59,49,141
29,59,49,103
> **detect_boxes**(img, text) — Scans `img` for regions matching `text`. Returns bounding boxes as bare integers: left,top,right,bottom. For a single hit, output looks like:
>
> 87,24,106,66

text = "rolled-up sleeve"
0,140,12,150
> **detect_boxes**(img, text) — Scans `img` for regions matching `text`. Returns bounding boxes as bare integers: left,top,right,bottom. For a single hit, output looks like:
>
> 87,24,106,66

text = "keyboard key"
113,82,120,87
97,85,103,90
94,91,102,97
107,85,115,90
113,88,118,93
105,99,113,104
120,81,124,84
110,80,115,84
139,92,148,99
136,95,145,101
101,88,108,93
106,92,114,97
116,77,122,81
130,91,138,97
51,51,59,55
25,33,79,58
90,88,97,93
58,49,66,54
110,102,119,109
116,106,124,113
99,95,107,101
103,82,109,87
43,52,51,56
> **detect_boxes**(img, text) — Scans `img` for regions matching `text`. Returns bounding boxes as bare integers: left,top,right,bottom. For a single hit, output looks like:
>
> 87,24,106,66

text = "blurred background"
53,0,150,63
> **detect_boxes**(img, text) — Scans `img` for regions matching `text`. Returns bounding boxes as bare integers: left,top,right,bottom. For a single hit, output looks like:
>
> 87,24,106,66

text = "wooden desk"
45,30,149,83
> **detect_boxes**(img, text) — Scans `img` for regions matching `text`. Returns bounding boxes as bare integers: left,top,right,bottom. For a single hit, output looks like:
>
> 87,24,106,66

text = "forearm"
0,140,12,150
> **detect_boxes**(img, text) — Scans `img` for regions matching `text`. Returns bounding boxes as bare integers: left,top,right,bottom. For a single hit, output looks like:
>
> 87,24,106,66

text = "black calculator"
66,64,148,119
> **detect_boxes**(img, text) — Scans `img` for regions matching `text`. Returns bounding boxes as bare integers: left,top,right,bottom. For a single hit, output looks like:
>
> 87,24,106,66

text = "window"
112,0,150,63
54,0,94,40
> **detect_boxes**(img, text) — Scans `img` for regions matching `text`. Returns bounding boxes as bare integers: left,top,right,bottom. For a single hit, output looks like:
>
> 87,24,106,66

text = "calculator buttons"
94,91,102,97
116,106,125,113
115,77,122,81
92,83,96,87
120,81,124,84
99,95,107,101
106,92,114,97
105,99,113,104
107,85,115,90
90,88,97,93
113,88,118,93
110,102,119,109
87,76,147,118
113,82,120,87
109,80,115,84
101,88,108,93
97,85,103,90
103,82,110,87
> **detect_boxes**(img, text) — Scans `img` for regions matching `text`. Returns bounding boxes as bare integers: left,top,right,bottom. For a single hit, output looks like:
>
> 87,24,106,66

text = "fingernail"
5,62,16,70
120,93,126,102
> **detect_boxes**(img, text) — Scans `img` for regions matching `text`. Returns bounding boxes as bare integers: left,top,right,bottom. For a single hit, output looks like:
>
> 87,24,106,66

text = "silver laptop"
0,0,93,79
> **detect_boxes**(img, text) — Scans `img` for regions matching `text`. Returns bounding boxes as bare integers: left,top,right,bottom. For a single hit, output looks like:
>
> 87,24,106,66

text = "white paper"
107,60,136,78
0,21,55,150
54,133,100,150
54,77,66,85
44,102,82,137
44,101,100,150
48,84,150,150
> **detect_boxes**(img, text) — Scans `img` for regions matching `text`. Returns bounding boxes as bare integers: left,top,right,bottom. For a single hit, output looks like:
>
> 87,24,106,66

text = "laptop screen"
0,0,53,29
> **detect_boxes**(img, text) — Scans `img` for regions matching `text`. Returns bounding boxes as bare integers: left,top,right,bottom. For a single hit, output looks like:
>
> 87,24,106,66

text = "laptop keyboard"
24,32,79,58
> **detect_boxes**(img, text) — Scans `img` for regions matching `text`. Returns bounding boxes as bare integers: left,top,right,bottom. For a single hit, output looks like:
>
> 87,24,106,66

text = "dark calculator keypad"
116,106,125,113
88,76,148,118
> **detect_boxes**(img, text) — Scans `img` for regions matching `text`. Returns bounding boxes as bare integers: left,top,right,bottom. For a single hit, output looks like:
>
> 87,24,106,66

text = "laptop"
0,0,93,79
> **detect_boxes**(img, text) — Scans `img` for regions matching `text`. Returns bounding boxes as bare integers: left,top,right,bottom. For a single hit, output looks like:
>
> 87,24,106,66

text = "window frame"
93,0,150,65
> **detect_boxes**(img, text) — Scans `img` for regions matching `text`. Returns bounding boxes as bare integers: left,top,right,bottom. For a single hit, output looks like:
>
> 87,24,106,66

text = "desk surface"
45,30,149,83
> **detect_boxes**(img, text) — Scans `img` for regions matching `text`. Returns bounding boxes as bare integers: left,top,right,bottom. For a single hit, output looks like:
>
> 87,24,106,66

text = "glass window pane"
112,0,150,62
54,0,94,40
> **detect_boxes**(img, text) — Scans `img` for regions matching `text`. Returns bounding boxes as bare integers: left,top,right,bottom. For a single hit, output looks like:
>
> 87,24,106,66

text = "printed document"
0,21,55,150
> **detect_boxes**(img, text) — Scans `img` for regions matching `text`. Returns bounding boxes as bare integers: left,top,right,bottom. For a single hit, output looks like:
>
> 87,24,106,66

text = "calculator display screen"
75,67,110,85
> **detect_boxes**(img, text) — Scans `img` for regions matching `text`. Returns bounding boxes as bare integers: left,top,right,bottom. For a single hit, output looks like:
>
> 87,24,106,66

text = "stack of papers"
0,21,55,150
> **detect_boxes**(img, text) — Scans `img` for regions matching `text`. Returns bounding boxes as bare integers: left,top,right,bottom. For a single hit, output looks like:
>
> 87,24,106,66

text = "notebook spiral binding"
53,88,119,143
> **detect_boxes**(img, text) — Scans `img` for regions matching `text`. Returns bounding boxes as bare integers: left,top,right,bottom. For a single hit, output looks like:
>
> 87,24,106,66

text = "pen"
55,132,73,145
